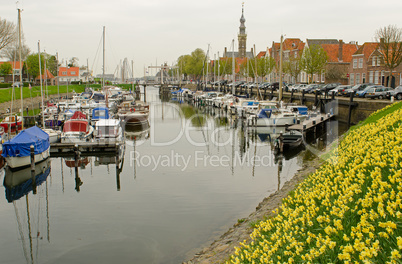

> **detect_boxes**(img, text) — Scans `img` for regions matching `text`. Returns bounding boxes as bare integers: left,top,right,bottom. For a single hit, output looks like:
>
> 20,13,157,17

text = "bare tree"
0,17,16,52
1,41,31,61
375,25,402,87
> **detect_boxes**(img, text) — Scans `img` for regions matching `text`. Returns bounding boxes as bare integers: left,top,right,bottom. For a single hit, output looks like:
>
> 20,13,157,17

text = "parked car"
365,86,392,99
329,85,352,96
320,83,340,93
343,83,374,97
268,82,288,91
356,85,384,98
12,82,24,87
386,85,402,100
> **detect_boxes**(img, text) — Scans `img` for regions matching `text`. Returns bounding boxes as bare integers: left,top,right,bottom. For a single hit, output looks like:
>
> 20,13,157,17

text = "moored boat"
94,119,123,142
61,111,94,143
0,115,22,134
1,126,50,170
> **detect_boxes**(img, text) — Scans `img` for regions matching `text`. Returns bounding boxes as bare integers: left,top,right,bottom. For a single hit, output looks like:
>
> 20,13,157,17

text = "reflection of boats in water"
3,158,51,264
4,159,51,202
64,157,90,168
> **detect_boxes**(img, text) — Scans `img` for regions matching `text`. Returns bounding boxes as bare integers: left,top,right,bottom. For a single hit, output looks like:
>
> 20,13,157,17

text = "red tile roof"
0,61,24,70
321,43,359,63
58,66,79,77
256,51,266,58
36,69,55,80
354,42,379,60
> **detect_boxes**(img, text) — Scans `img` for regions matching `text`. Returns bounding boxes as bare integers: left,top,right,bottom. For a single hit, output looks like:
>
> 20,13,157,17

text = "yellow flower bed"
228,103,402,264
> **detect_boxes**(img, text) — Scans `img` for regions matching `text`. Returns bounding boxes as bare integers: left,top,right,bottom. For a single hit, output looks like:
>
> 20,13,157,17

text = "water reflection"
3,159,51,264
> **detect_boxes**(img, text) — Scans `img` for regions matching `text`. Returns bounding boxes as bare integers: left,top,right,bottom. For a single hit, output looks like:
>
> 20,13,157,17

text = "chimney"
224,47,227,57
339,39,343,62
251,47,254,57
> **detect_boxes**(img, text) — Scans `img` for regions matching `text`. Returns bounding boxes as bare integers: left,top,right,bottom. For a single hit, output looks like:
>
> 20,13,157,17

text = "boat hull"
5,148,50,170
255,116,296,127
119,112,149,125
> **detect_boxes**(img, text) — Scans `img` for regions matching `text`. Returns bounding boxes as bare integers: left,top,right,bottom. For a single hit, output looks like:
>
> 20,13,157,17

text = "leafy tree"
188,48,205,80
257,56,276,79
177,54,192,80
283,55,302,83
0,18,16,53
47,55,58,76
375,25,402,87
300,44,328,83
218,57,232,78
26,53,45,79
0,61,12,75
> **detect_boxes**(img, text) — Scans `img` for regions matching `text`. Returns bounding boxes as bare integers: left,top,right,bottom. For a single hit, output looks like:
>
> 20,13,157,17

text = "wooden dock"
50,141,123,157
288,113,334,131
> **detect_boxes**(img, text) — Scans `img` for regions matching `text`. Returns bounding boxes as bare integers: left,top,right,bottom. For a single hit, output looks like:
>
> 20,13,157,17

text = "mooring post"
290,89,294,103
347,92,354,128
315,90,318,106
279,132,283,153
115,152,121,191
143,84,147,103
270,87,274,100
30,145,36,194
301,89,305,105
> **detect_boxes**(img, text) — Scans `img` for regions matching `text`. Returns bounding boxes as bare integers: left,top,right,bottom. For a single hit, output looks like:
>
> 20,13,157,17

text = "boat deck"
288,113,334,131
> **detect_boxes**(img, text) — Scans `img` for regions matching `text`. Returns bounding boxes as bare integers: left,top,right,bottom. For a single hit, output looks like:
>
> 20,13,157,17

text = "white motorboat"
94,119,123,143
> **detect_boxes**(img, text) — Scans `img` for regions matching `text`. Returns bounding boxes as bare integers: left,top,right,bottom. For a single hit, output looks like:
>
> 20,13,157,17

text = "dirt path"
183,157,323,264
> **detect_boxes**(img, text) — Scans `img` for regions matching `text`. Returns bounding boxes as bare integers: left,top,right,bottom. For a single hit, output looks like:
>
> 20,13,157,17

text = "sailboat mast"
38,41,45,128
56,52,60,99
232,39,235,94
102,26,105,88
18,8,24,129
279,35,284,101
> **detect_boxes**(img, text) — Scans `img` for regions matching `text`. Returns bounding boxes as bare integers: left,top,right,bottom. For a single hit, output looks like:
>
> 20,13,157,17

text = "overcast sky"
2,0,402,78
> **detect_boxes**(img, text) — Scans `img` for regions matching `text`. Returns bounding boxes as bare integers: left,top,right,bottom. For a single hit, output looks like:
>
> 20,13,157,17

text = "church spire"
238,2,247,58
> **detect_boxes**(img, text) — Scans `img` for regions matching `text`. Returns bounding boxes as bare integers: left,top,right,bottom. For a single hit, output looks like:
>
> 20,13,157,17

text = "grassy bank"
228,102,402,263
0,84,135,104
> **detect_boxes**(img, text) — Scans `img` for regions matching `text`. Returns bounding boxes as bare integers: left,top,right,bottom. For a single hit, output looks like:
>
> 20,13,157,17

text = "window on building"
377,57,381,66
369,71,374,83
356,73,360,84
372,56,376,66
71,71,76,75
362,73,366,83
353,59,357,69
350,73,354,85
375,71,379,84
359,58,363,68
294,51,297,58
62,71,67,75
321,73,325,83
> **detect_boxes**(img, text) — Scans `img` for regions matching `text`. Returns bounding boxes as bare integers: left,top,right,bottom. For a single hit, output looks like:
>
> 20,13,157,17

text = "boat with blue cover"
1,126,50,170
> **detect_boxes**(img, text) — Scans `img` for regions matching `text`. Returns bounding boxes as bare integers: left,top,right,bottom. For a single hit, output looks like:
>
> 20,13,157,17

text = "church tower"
238,3,247,58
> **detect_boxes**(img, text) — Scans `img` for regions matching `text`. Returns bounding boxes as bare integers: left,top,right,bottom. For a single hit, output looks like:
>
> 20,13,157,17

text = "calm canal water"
0,87,343,264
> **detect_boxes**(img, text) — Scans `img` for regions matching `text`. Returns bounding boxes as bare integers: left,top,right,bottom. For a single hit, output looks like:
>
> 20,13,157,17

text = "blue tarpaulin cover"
297,106,308,115
1,126,50,158
258,109,272,119
92,107,109,120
